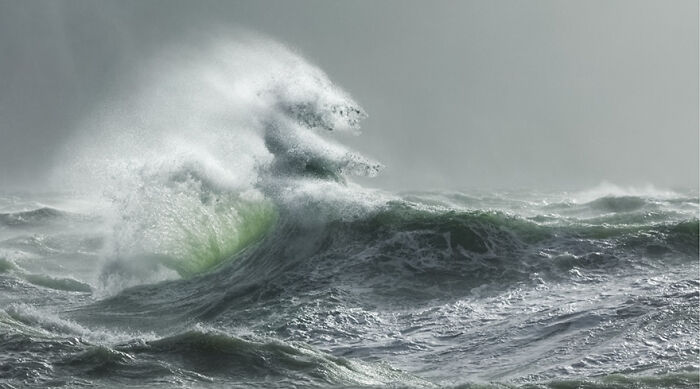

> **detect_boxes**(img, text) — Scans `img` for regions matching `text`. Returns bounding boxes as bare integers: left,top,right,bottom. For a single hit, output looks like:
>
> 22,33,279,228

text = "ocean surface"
1,38,698,388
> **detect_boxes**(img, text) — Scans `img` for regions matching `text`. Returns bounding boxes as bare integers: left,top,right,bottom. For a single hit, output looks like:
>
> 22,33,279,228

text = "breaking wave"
47,34,383,291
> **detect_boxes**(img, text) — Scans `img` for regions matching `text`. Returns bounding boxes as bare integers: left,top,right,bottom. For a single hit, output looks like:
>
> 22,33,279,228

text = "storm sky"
0,0,697,191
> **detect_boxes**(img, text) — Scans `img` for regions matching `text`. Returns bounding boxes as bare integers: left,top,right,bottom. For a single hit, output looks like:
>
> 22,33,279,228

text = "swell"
51,194,697,387
0,322,428,387
451,372,700,389
5,192,695,302
114,329,426,386
0,207,66,227
70,197,698,330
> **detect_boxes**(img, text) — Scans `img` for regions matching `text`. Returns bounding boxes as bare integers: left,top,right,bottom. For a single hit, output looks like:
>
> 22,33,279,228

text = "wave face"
1,36,698,388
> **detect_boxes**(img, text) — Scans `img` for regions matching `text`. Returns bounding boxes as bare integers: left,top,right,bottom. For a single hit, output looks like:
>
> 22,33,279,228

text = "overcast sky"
0,0,697,191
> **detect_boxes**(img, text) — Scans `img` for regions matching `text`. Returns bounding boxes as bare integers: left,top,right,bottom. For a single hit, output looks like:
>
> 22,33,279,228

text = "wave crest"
51,36,383,291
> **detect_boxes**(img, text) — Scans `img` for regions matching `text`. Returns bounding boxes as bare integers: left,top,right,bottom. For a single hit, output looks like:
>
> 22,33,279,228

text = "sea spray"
50,36,380,290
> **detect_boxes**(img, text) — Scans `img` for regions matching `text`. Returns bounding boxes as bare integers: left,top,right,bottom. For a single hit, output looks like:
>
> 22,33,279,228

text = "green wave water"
157,198,279,277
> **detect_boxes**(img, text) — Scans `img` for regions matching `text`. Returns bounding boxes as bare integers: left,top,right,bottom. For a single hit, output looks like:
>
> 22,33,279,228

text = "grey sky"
0,0,697,191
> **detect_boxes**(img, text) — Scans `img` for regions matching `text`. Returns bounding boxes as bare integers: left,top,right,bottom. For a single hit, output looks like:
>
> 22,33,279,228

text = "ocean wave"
0,207,65,227
448,371,700,389
72,197,697,329
0,314,430,387
43,36,387,294
109,329,431,386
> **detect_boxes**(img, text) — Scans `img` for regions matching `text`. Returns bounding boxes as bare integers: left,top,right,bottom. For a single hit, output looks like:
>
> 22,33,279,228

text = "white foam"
4,303,157,345
573,181,681,203
49,34,382,292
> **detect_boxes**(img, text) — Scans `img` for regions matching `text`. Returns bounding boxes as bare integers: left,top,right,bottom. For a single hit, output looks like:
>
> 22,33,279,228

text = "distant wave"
0,207,65,226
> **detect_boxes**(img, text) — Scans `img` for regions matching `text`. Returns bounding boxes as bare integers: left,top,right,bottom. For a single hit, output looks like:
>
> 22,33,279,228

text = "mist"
0,0,697,191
